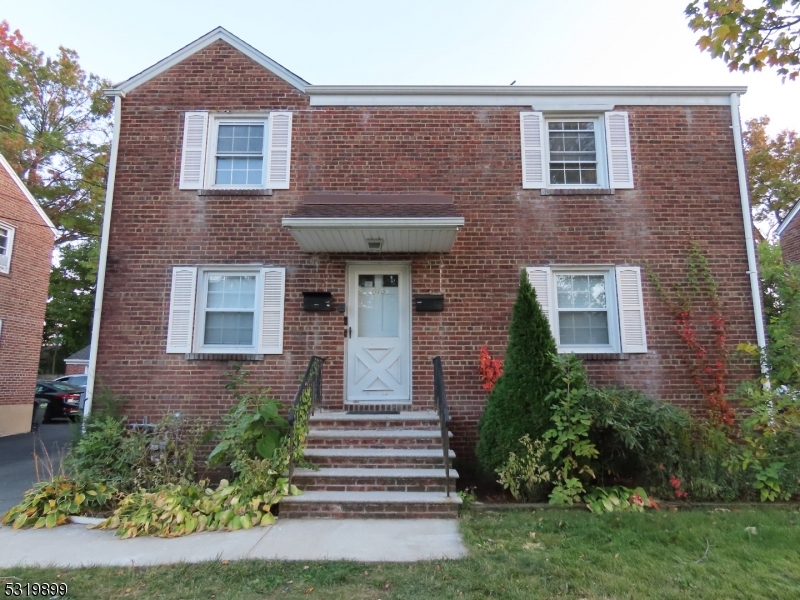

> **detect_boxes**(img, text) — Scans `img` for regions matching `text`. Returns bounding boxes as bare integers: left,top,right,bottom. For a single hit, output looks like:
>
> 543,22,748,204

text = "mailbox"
414,294,444,312
303,291,334,312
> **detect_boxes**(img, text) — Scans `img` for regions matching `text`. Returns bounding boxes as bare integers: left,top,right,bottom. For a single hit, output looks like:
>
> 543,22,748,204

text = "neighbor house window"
0,222,15,274
165,265,286,355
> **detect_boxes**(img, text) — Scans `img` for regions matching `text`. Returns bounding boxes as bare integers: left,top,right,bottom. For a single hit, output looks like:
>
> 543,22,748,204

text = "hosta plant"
1,476,116,529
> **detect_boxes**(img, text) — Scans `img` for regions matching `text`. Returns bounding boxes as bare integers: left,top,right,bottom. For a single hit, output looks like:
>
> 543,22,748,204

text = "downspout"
729,93,767,360
84,92,123,419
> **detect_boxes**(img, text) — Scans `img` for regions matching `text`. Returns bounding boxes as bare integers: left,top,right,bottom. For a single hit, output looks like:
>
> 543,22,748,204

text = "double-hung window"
0,222,15,274
165,265,286,355
520,111,633,190
178,111,293,191
526,266,648,354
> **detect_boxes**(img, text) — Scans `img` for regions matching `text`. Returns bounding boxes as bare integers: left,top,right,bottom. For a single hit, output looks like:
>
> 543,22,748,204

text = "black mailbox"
415,294,444,312
303,291,334,312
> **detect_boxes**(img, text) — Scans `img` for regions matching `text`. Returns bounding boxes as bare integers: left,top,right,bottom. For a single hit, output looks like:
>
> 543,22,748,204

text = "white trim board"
0,153,58,238
776,200,800,237
109,27,309,95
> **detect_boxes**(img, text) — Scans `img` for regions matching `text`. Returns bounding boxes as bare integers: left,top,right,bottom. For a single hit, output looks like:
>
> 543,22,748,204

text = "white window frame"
193,265,264,354
544,115,608,189
551,267,620,354
0,221,16,275
204,115,269,190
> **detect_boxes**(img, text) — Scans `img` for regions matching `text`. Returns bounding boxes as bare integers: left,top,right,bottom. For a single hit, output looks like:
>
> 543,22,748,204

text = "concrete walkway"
0,519,468,567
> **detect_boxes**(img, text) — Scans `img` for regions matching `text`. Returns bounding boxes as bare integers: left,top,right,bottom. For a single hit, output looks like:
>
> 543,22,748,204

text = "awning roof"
282,194,464,253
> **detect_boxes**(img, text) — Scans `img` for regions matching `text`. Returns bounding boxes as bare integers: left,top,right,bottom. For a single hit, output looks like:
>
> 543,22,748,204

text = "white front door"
346,264,411,403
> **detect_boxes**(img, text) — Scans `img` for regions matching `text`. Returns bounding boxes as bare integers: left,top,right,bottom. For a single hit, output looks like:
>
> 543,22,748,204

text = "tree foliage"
476,270,562,474
0,21,112,244
757,241,800,386
744,117,800,235
685,1,800,80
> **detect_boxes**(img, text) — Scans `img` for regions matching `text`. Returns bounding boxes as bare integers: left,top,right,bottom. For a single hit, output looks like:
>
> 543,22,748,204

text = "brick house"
0,153,56,437
88,28,765,515
64,345,90,375
777,201,800,265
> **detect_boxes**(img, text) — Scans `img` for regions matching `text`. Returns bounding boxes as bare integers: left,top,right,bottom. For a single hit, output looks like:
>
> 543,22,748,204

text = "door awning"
282,194,465,253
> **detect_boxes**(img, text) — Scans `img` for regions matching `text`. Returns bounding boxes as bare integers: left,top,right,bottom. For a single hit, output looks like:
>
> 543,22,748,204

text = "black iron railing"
432,356,452,497
287,356,325,488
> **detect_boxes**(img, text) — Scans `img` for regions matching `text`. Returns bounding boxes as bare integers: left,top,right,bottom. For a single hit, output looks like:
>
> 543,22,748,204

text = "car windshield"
45,382,83,392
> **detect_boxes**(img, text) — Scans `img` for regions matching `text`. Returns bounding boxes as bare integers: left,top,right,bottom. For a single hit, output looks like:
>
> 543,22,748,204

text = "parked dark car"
35,381,83,422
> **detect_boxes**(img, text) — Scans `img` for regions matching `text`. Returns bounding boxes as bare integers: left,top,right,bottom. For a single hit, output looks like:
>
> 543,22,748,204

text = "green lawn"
2,507,800,599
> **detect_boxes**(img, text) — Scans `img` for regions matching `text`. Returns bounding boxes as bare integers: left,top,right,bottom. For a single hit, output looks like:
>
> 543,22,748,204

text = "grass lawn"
2,506,799,599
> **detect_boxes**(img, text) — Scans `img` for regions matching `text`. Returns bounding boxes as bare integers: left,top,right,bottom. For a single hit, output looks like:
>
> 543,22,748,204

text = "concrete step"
280,491,461,519
305,428,451,450
309,410,441,430
292,467,458,493
303,448,454,468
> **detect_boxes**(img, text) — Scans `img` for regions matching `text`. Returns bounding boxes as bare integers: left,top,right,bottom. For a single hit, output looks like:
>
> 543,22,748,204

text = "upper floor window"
178,112,293,191
0,222,15,274
521,111,633,191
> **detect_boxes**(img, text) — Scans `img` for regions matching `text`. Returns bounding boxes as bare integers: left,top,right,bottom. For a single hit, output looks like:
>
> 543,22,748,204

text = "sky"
4,0,800,133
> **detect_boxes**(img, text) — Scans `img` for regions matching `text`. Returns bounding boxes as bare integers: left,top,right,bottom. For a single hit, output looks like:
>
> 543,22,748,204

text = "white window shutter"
605,112,634,189
525,267,554,327
520,112,547,189
179,112,208,189
266,112,293,190
258,267,286,354
166,266,198,353
0,226,14,274
615,266,647,353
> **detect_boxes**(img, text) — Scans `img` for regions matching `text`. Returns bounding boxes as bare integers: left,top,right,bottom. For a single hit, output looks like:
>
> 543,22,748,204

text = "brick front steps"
282,410,460,519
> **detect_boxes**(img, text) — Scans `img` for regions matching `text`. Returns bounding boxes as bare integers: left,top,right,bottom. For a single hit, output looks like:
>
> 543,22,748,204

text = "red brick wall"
96,40,760,456
780,216,800,266
65,362,88,375
0,164,54,432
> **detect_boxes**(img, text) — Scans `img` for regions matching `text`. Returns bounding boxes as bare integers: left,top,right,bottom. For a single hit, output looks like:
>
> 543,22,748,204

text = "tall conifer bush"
476,270,561,474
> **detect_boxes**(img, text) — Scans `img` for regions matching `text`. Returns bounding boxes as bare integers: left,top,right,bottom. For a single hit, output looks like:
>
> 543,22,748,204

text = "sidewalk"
0,519,467,567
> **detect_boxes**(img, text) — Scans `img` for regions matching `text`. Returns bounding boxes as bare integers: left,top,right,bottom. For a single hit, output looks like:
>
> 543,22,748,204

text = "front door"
346,264,411,404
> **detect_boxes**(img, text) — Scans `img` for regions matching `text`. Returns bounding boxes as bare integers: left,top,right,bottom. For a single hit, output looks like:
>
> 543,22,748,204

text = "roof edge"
109,27,310,95
306,85,748,97
0,152,58,238
776,200,800,237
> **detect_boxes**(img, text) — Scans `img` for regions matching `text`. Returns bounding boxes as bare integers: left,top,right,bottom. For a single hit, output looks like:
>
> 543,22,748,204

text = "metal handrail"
287,356,325,488
432,356,452,497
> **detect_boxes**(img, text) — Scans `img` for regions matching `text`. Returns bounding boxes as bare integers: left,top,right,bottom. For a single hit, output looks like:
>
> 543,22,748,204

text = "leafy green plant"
100,478,293,539
207,365,289,471
2,476,116,529
584,486,659,514
496,435,550,502
542,354,598,505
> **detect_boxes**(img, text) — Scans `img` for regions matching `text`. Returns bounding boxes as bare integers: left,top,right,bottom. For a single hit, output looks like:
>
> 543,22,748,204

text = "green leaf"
45,512,58,529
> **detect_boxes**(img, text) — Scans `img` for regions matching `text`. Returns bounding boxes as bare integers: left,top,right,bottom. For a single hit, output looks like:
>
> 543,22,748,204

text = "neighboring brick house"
0,153,56,437
64,345,90,375
777,201,800,265
90,27,766,462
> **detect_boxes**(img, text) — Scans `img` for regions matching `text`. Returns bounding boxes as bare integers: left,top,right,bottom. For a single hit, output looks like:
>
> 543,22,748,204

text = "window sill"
540,188,615,196
184,353,264,361
559,352,629,361
198,189,273,197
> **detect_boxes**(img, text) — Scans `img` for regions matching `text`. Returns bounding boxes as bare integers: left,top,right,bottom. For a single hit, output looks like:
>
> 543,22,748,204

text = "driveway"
0,423,73,514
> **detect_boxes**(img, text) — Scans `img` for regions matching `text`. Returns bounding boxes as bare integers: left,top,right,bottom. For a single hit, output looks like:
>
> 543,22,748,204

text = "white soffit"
307,86,747,107
0,152,58,238
282,217,465,253
110,27,309,95
776,201,800,237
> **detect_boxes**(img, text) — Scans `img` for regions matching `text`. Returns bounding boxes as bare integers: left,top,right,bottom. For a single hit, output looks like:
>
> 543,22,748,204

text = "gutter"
729,93,767,358
84,92,124,419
